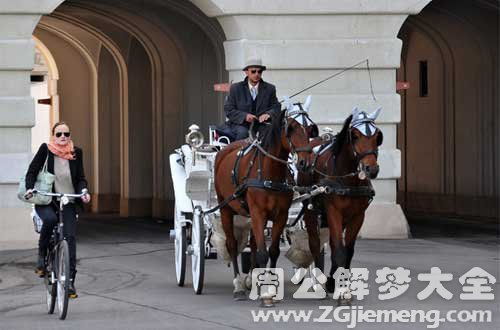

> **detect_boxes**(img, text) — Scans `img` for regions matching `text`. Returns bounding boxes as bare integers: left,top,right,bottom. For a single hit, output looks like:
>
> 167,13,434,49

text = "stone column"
0,0,64,248
191,0,433,238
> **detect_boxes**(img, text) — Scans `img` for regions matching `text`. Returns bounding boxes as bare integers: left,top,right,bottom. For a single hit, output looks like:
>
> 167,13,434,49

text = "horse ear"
308,124,319,138
369,107,382,121
303,95,312,111
351,107,360,121
345,114,353,127
377,130,384,146
304,124,319,138
333,114,353,156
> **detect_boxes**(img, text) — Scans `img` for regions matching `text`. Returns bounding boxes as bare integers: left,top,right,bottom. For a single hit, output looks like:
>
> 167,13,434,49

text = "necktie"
250,87,257,100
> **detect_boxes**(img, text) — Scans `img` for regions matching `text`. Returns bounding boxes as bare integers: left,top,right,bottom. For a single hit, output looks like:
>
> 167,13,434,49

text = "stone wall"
0,0,435,245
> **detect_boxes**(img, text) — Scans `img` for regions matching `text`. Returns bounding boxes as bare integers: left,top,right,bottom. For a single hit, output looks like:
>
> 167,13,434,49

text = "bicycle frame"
33,188,88,320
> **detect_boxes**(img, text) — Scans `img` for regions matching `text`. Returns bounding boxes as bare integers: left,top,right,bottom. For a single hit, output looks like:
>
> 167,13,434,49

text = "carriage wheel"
174,206,187,286
191,206,205,294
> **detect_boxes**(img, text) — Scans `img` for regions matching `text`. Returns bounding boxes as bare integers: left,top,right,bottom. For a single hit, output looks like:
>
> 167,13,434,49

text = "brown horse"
214,110,312,300
299,108,383,302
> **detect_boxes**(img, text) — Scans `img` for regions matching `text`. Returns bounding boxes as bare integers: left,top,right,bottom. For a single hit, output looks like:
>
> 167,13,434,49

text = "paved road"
0,215,498,330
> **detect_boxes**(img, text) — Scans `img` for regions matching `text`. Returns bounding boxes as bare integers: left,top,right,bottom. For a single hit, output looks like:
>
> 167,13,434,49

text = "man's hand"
258,113,271,123
245,114,257,123
82,193,91,204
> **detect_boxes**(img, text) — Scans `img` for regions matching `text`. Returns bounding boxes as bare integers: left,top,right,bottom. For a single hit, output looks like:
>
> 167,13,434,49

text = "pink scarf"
48,138,75,160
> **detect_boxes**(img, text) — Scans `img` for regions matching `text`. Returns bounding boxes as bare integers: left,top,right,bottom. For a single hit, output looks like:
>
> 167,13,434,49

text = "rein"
247,114,312,166
313,167,359,179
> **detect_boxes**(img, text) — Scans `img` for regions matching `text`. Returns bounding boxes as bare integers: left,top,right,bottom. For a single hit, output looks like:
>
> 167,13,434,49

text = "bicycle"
31,189,88,320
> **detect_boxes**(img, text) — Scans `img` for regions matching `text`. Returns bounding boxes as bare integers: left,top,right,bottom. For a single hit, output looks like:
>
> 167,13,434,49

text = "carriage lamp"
321,127,334,141
186,124,204,148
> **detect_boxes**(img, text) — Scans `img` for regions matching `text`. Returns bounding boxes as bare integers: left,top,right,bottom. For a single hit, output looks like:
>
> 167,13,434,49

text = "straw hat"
242,57,267,71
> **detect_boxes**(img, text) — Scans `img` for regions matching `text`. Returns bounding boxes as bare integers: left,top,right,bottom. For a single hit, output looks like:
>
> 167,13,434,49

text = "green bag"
17,155,55,205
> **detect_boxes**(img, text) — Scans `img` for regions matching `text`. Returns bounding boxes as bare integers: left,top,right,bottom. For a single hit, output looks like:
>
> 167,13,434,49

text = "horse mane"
331,115,353,156
253,109,285,149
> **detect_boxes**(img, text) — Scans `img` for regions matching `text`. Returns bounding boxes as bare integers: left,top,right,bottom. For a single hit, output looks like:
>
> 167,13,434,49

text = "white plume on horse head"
368,107,382,121
303,95,312,112
350,106,381,137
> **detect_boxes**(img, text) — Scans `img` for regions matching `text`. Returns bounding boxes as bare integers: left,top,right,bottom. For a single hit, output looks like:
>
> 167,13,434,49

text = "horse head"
348,107,383,179
283,95,319,139
282,114,312,172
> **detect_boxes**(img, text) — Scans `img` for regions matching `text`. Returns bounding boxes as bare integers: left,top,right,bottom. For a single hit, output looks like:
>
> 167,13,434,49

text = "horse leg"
325,205,346,294
249,209,268,268
303,209,329,298
250,232,257,270
221,207,245,300
268,210,288,268
303,210,322,271
243,232,257,291
344,213,365,269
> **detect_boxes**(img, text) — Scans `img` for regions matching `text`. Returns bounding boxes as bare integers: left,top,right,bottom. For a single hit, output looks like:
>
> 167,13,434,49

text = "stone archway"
397,0,498,220
35,21,99,200
33,36,60,126
29,0,227,219
2,0,444,244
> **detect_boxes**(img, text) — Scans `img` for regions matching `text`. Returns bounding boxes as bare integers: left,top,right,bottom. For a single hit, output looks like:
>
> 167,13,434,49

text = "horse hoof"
233,291,247,301
260,297,275,308
325,276,335,293
337,297,352,306
244,274,252,291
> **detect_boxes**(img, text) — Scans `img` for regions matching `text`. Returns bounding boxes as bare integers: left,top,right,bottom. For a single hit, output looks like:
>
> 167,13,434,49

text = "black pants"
36,203,78,276
230,124,250,140
217,122,251,141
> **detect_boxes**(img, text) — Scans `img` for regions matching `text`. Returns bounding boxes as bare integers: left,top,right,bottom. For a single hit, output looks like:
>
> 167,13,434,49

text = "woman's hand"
81,193,91,204
24,189,34,200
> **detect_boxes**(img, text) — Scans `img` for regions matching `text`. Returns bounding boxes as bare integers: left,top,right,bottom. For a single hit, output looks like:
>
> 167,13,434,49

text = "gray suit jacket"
224,77,281,125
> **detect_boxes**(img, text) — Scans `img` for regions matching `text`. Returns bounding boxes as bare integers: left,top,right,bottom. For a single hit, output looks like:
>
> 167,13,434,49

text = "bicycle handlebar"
32,188,89,199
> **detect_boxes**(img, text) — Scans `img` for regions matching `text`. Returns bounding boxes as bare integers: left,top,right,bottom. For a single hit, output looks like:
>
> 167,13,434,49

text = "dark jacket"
224,77,281,125
26,143,88,207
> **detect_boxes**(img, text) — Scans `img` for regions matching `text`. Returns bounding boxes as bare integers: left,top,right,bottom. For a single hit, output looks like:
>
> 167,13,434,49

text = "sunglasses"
55,132,71,138
250,69,263,74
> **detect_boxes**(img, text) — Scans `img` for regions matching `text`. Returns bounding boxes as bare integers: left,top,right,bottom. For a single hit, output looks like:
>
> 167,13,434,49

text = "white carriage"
169,125,228,294
169,98,330,296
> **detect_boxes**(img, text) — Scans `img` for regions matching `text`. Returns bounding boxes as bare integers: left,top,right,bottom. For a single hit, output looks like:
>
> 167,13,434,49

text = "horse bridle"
348,126,381,180
349,130,380,162
249,111,313,165
312,124,381,179
284,110,314,154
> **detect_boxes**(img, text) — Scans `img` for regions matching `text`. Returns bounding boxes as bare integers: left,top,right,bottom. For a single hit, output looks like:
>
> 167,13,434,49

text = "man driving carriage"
220,58,281,141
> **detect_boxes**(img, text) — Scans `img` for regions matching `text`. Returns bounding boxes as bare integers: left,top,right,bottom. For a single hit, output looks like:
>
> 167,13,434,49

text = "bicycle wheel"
44,252,56,314
174,206,187,286
191,206,205,295
56,240,70,320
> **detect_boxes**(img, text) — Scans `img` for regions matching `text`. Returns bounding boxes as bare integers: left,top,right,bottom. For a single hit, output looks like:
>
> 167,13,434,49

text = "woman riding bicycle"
24,122,91,298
